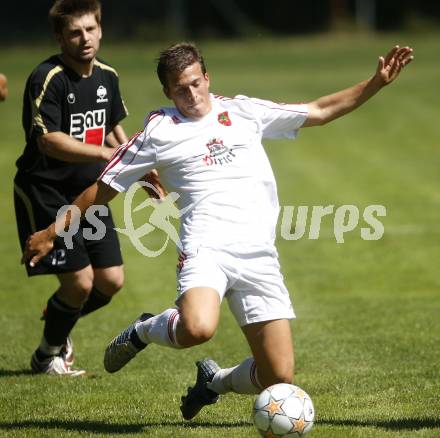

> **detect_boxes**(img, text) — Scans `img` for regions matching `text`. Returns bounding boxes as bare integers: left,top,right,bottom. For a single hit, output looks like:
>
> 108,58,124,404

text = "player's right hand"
21,230,54,267
101,146,117,162
141,169,167,200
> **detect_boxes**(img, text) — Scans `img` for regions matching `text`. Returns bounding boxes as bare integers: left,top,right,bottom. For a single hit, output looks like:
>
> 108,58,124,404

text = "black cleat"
104,313,153,373
180,358,220,420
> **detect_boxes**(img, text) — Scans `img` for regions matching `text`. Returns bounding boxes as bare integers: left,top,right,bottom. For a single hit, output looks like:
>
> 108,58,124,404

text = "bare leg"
176,287,221,347
242,318,294,388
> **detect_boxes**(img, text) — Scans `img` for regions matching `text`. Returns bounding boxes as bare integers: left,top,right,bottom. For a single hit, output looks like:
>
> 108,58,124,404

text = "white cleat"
31,351,86,377
61,336,75,367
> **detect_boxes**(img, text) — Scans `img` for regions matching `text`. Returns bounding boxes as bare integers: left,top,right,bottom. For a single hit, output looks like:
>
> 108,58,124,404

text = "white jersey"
100,94,308,254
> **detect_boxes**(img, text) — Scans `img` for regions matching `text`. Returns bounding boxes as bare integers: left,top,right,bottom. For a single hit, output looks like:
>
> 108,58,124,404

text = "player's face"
57,13,102,64
164,62,211,120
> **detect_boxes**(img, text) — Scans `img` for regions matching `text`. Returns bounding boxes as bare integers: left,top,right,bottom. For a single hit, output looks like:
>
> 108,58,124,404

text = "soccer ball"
253,383,315,437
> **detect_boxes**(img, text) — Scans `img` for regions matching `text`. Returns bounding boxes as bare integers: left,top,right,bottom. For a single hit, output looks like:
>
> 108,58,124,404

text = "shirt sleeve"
99,128,157,192
245,96,308,139
30,72,63,136
109,73,128,128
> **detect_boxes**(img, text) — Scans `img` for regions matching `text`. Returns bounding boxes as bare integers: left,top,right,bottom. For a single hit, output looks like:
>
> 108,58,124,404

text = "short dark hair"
49,0,102,34
157,43,207,88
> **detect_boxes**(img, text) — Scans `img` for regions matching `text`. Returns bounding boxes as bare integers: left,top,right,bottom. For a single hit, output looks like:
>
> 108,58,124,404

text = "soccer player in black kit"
15,0,131,375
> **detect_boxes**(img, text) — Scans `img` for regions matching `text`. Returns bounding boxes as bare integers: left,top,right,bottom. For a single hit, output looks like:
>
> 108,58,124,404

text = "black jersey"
16,55,128,196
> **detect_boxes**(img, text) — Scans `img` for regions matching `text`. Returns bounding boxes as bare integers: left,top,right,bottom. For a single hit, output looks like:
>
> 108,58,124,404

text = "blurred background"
2,0,440,42
1,2,439,437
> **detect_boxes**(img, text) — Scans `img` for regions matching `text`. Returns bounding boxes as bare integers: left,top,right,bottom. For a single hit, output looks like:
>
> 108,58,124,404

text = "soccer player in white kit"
23,42,413,420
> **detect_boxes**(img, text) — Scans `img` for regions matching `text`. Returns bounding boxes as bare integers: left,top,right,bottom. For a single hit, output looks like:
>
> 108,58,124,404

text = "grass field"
0,33,439,437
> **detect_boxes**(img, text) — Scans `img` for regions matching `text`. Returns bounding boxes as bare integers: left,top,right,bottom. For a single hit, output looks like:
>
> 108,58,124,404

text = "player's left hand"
21,229,54,267
375,45,413,86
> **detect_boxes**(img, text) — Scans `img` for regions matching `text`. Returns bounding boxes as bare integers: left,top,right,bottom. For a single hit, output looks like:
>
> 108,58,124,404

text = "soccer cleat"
40,309,75,367
104,313,153,373
61,336,75,367
31,351,86,377
180,358,220,420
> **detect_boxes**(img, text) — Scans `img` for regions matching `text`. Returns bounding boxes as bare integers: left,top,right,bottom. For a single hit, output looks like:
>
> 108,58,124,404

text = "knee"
103,274,124,295
94,267,124,296
61,276,94,305
179,318,216,347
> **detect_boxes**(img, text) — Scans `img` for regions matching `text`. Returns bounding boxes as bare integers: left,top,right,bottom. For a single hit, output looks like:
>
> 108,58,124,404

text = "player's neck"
60,54,95,78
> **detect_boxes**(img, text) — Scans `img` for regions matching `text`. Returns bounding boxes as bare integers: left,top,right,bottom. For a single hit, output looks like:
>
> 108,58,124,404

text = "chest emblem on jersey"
96,85,108,103
203,138,236,166
67,93,75,104
70,109,106,146
218,111,231,126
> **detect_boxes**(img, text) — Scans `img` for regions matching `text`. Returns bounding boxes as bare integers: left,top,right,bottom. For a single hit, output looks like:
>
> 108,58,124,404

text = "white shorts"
176,246,295,327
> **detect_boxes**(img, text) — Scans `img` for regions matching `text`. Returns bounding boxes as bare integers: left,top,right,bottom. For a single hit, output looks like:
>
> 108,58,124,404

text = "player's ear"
54,31,63,46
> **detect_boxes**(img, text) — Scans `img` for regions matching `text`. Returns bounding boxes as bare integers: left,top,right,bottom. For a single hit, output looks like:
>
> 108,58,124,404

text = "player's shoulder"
142,107,188,144
29,55,65,85
145,106,183,128
93,57,120,78
213,93,255,111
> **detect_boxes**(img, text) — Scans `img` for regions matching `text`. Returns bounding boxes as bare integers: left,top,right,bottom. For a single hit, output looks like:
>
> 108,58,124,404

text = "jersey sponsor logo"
67,93,76,104
203,138,236,166
70,109,106,146
218,111,232,126
96,85,108,103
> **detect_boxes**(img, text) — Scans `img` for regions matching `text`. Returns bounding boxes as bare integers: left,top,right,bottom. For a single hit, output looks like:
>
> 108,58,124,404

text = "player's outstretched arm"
21,181,118,267
303,45,413,127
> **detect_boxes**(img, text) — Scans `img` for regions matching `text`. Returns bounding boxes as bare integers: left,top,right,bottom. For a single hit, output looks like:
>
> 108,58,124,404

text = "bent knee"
103,275,124,295
59,275,94,305
94,266,124,296
179,320,216,347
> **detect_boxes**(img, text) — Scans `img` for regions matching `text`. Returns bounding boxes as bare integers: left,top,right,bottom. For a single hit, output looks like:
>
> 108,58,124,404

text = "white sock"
208,357,262,394
135,308,181,348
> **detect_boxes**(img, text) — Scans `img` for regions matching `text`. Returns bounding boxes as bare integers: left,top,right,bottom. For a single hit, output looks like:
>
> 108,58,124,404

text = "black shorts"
14,176,123,276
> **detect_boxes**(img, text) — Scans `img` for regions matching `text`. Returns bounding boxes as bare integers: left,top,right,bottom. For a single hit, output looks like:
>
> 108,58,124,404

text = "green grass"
1,32,440,437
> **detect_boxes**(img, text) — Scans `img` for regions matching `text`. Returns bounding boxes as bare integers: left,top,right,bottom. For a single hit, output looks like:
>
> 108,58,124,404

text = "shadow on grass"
319,417,440,430
0,368,101,378
0,419,253,434
2,418,439,433
0,369,34,377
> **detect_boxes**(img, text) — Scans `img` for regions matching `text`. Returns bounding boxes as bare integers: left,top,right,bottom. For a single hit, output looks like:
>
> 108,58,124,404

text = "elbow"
304,115,328,127
37,133,65,159
314,117,328,127
37,134,52,155
305,103,330,127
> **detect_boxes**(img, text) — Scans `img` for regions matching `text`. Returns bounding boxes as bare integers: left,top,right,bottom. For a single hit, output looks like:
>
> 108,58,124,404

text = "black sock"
130,329,147,350
43,293,81,347
80,287,112,317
